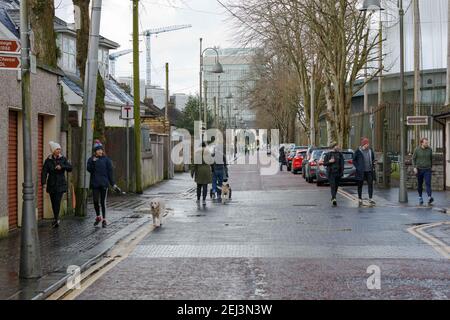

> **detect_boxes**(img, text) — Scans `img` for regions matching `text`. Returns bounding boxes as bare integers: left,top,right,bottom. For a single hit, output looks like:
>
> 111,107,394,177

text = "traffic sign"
407,116,429,126
0,55,21,70
121,104,134,120
0,39,20,54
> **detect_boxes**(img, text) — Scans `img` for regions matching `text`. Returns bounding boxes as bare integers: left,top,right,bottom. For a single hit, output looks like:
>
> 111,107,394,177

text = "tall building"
203,48,258,129
172,93,188,111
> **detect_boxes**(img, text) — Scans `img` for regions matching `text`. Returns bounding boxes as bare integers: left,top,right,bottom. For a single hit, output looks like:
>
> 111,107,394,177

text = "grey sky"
55,0,237,95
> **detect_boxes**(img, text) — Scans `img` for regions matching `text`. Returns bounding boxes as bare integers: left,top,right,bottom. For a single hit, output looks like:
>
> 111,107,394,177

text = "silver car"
316,150,357,186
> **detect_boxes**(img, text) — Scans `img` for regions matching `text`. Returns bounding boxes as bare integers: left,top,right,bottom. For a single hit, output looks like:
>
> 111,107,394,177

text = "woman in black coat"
87,140,119,228
41,141,72,228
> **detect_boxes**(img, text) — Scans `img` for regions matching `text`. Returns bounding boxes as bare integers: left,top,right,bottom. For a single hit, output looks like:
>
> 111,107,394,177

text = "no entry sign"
0,39,20,54
0,55,21,70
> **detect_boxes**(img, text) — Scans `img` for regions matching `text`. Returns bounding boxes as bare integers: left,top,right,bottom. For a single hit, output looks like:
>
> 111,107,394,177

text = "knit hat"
94,140,104,152
361,137,370,146
49,141,61,153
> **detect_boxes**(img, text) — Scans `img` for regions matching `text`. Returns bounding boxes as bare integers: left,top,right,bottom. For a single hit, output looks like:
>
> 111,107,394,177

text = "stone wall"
405,153,445,191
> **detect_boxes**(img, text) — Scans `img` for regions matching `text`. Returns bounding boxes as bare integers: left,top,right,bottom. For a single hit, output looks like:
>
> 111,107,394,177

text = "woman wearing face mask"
41,141,73,228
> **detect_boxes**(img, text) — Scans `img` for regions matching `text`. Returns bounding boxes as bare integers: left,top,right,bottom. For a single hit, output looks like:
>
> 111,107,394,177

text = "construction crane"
142,24,192,86
109,49,133,79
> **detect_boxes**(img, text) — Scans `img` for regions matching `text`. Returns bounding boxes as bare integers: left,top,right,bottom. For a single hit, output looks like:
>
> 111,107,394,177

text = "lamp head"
359,0,384,11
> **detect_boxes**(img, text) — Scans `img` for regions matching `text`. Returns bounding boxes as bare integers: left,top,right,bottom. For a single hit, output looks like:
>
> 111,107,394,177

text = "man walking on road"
354,138,377,207
323,141,344,207
413,138,434,206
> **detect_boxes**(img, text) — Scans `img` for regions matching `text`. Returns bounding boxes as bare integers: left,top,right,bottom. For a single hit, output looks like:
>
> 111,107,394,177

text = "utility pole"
399,0,408,203
199,38,203,125
165,62,172,179
76,0,103,217
446,0,450,106
413,0,421,148
133,0,143,193
19,0,41,279
204,80,208,130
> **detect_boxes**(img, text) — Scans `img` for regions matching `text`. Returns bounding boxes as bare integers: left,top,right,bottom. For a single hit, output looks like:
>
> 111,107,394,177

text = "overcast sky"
55,0,237,95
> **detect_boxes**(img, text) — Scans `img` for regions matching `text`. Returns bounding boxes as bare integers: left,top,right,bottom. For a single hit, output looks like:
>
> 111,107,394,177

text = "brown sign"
407,116,429,126
0,39,20,54
0,55,21,70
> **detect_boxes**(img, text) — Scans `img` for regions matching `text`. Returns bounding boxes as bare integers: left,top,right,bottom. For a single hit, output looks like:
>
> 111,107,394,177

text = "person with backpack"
87,140,120,228
323,141,345,207
279,146,287,171
353,137,377,206
41,141,73,228
412,138,434,206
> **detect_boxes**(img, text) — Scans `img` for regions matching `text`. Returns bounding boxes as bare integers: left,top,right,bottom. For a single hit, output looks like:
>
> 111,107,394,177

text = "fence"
350,103,446,155
70,127,167,194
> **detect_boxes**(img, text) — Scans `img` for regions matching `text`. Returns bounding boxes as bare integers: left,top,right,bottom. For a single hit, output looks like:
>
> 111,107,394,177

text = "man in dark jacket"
413,137,434,206
41,141,72,228
87,140,118,228
323,141,344,207
353,137,377,206
279,146,287,171
210,144,228,200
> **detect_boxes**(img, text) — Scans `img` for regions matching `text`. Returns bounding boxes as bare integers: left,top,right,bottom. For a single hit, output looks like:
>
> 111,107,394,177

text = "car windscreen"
311,150,324,159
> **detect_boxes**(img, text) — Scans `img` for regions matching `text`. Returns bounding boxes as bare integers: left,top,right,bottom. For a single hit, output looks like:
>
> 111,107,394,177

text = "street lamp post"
19,0,41,279
199,41,224,135
360,0,407,203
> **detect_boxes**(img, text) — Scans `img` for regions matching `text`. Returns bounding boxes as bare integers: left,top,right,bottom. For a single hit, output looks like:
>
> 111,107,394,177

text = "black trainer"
428,197,434,205
332,199,337,207
102,220,107,228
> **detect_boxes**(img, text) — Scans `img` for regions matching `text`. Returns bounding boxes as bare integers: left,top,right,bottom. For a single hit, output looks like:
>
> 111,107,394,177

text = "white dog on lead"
150,198,165,228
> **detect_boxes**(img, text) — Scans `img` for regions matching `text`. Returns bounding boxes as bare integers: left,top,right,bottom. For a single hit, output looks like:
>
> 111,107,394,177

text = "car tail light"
310,161,317,167
347,159,353,165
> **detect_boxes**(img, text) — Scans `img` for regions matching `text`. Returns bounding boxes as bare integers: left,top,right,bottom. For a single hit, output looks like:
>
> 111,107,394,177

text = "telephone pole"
133,0,143,193
76,0,103,217
165,62,172,179
19,0,41,279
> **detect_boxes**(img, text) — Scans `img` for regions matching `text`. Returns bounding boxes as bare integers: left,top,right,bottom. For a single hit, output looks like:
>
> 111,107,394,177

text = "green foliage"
94,72,106,144
175,96,214,134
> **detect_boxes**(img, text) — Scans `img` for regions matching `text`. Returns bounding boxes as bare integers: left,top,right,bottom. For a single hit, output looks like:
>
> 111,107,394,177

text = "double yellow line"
408,222,450,260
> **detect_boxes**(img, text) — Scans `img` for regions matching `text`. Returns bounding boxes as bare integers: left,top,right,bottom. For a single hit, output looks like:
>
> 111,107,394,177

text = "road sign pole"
126,118,130,192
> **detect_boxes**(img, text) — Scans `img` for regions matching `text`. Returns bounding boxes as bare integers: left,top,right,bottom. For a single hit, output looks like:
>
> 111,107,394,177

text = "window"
98,48,109,78
59,36,76,73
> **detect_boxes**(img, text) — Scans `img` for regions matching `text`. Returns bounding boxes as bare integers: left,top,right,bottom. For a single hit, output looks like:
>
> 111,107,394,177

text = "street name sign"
121,104,134,120
0,39,20,54
407,116,429,126
0,55,21,70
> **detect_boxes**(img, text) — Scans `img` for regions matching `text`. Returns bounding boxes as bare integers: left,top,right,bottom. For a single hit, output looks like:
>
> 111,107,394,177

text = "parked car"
286,151,296,171
304,149,326,183
302,146,328,180
316,149,357,186
292,149,307,174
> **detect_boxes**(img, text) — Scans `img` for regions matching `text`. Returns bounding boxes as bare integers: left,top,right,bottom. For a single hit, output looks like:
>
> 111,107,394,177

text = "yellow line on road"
407,222,450,260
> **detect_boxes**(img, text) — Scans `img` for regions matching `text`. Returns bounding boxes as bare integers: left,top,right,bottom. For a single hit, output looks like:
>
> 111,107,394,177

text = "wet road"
76,153,450,300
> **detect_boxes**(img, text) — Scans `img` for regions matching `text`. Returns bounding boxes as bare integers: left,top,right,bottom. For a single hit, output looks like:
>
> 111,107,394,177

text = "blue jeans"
212,168,224,196
417,168,432,198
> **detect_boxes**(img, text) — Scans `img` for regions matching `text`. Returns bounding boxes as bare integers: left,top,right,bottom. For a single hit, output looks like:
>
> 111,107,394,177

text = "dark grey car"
316,150,357,186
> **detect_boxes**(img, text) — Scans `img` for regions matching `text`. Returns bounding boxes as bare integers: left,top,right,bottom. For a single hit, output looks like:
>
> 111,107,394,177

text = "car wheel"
316,180,323,187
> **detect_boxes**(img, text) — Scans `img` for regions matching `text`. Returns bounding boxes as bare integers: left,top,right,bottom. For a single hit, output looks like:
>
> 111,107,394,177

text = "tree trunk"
324,83,337,145
94,71,106,143
73,0,90,84
447,0,450,106
28,0,57,67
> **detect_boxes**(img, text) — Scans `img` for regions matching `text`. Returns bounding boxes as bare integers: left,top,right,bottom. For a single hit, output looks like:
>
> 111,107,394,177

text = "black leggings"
49,192,64,221
197,184,208,201
329,174,341,200
93,188,108,218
